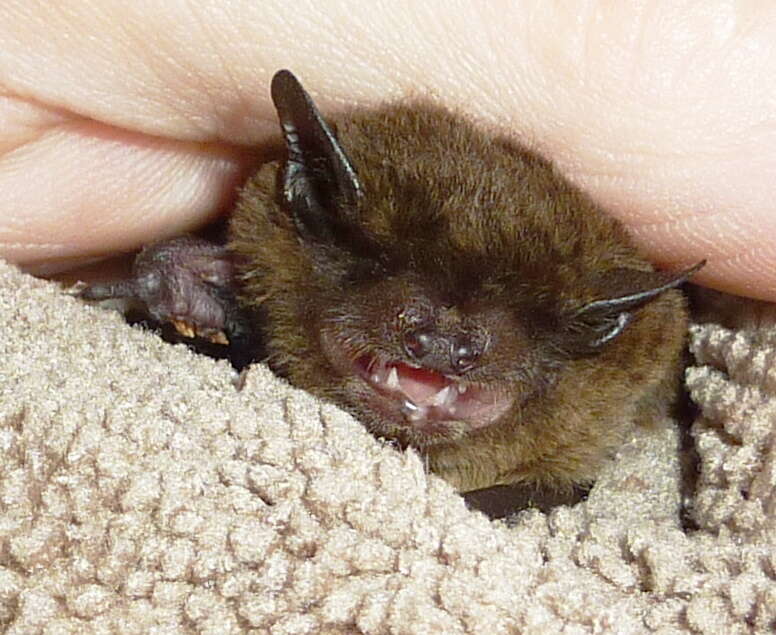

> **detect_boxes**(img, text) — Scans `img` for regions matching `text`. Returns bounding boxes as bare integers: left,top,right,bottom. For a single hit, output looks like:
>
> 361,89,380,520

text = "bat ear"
561,260,705,356
270,69,364,242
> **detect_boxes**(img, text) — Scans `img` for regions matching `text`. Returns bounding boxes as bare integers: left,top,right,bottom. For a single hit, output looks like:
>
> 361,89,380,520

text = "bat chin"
319,331,512,440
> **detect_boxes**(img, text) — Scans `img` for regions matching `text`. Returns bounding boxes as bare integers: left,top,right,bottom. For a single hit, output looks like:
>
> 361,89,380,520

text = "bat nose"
402,329,485,375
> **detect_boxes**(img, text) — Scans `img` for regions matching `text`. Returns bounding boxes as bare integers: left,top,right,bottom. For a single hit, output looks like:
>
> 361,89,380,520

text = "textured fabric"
0,261,774,633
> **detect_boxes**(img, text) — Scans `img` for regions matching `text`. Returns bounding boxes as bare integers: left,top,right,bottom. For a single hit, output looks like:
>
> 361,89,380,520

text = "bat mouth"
353,354,512,430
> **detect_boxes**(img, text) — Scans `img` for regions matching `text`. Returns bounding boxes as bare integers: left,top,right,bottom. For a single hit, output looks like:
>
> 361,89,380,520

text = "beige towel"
1,260,774,633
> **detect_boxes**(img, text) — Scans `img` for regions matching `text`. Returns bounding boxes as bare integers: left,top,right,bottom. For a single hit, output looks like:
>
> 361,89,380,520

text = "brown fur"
229,99,689,495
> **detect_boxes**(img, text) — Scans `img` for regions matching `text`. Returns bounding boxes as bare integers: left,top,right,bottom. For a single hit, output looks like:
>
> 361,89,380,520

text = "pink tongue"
393,363,450,405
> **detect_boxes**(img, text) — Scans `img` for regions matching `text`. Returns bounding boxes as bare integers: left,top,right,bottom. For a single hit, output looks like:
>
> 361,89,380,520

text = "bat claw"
170,319,229,345
171,319,197,339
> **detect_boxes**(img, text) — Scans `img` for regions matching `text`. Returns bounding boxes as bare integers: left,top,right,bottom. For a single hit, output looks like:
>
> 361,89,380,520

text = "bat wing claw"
77,236,247,346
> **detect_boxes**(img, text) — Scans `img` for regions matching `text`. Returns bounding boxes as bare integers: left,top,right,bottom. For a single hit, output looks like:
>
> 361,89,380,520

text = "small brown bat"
79,70,703,511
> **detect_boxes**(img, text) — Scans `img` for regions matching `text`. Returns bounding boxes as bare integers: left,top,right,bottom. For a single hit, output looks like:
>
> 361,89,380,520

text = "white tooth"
402,400,425,422
387,367,400,390
457,383,468,394
371,374,381,384
432,386,451,407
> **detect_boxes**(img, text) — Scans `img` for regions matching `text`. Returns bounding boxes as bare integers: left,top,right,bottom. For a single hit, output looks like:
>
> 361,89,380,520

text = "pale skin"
1,1,775,301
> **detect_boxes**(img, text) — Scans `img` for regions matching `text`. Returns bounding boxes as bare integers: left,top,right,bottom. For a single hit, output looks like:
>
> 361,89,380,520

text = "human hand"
1,1,774,300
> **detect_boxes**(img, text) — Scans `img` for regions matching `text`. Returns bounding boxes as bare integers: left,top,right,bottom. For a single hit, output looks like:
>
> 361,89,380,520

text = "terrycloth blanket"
1,259,774,634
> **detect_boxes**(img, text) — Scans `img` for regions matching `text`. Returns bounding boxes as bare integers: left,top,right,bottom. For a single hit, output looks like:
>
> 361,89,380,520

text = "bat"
79,70,704,513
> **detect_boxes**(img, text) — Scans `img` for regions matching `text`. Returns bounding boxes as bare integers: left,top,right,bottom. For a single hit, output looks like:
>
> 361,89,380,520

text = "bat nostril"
403,329,434,361
404,328,484,373
451,336,482,373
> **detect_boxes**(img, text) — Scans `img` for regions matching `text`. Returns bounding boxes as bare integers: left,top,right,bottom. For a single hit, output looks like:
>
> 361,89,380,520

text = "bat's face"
314,267,557,446
229,71,700,459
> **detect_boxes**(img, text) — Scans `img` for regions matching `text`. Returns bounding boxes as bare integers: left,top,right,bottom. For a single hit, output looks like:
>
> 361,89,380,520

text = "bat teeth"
386,366,400,390
402,400,425,421
431,385,452,407
457,383,468,394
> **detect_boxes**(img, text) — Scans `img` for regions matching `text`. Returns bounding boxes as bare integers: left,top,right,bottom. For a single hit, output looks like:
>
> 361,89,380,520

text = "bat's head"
231,70,702,448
